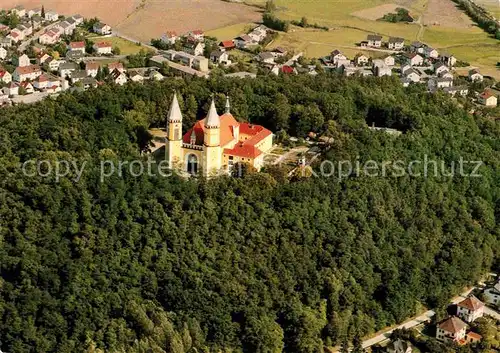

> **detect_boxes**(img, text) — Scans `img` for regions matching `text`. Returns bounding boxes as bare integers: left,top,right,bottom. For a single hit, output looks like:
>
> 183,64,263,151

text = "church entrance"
186,154,198,175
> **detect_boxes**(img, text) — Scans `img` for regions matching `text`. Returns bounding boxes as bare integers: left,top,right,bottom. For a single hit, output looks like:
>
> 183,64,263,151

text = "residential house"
183,39,204,56
478,91,498,107
388,37,404,50
372,60,392,77
410,41,426,54
466,332,482,344
444,86,469,97
457,296,484,323
81,77,98,89
128,70,144,82
256,52,275,64
58,21,74,36
45,57,65,72
169,51,209,72
436,316,467,343
188,30,204,42
210,50,230,65
484,280,500,305
33,74,49,90
387,339,412,353
0,69,12,83
0,37,12,48
71,14,84,25
3,82,19,96
403,68,420,83
13,65,42,82
66,50,85,63
367,34,382,48
330,50,347,65
108,62,125,73
468,69,483,82
248,25,268,43
70,70,88,84
45,11,59,22
434,62,450,76
383,55,395,66
36,52,51,65
0,47,7,60
93,42,112,55
66,18,77,30
404,53,424,66
271,47,287,58
8,29,24,42
0,24,9,34
68,41,86,54
17,24,32,37
336,58,351,69
110,68,127,85
161,31,178,45
11,5,26,18
14,54,31,67
31,17,43,30
424,47,439,59
19,81,34,94
234,34,252,49
85,61,100,77
93,22,112,35
219,40,235,51
354,53,369,66
441,53,457,67
428,77,453,90
441,72,454,80
39,30,60,45
28,8,42,18
58,62,78,78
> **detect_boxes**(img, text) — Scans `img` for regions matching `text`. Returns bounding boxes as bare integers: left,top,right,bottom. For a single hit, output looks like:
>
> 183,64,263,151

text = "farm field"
206,23,257,41
1,0,261,42
475,0,500,18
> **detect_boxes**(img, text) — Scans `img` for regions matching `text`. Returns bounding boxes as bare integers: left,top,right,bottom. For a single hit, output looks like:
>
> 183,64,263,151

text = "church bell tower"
165,92,183,169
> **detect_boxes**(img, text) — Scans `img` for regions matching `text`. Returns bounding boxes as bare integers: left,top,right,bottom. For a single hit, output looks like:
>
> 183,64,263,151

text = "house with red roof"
188,30,204,42
457,295,484,323
165,93,274,177
0,69,12,83
13,65,42,82
219,40,235,51
436,316,467,343
161,31,178,45
93,42,112,55
68,41,86,54
478,90,497,107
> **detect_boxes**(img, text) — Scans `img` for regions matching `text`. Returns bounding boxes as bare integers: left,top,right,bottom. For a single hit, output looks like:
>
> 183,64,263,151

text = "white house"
257,52,275,64
45,11,59,22
15,53,31,67
424,47,439,59
71,14,84,25
68,41,86,54
354,54,369,66
128,70,144,82
8,28,25,42
468,69,483,82
11,5,26,18
388,37,404,50
210,50,230,65
478,91,498,107
27,8,42,18
387,339,412,353
234,34,253,49
436,316,467,343
367,34,382,48
383,55,395,66
188,30,204,42
93,22,112,35
13,65,42,82
428,77,453,90
161,31,178,45
457,296,484,323
3,82,19,96
434,62,450,76
0,70,12,83
405,53,424,66
111,68,127,85
19,81,34,94
330,50,347,64
0,47,7,60
58,62,78,78
45,58,65,72
58,21,74,36
444,86,469,97
183,40,204,56
93,42,112,55
39,30,60,45
85,62,100,77
403,68,420,83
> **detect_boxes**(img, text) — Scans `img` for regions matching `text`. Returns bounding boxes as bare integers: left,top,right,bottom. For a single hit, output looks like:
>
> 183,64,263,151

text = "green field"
91,36,153,55
206,22,257,40
475,0,500,18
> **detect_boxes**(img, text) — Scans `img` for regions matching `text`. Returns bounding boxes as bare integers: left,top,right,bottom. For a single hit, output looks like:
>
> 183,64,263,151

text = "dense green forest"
0,73,499,353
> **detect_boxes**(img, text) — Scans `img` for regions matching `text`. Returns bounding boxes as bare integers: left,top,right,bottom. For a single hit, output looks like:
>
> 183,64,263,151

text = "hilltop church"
165,93,274,177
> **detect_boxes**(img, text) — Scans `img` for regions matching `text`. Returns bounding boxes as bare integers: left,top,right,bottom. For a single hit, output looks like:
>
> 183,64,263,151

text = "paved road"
19,21,60,52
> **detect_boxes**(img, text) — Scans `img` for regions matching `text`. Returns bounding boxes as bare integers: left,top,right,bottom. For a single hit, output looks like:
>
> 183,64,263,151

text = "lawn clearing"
92,36,152,55
206,23,257,41
351,4,410,21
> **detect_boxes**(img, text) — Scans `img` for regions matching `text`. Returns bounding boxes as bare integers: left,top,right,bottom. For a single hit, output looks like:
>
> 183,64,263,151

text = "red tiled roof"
15,65,41,75
108,62,123,71
192,30,203,35
224,142,262,158
467,332,482,340
0,70,9,78
86,61,100,70
458,296,484,310
480,91,495,99
94,41,111,48
219,40,235,49
281,65,294,74
69,41,85,48
183,113,238,146
438,316,467,334
36,74,48,82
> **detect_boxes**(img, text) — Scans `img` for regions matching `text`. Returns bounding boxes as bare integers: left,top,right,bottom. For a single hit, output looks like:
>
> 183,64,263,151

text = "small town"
0,4,498,110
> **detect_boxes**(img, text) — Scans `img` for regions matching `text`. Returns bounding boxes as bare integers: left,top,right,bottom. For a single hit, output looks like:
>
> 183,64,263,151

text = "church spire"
225,94,230,114
167,92,182,123
205,97,220,128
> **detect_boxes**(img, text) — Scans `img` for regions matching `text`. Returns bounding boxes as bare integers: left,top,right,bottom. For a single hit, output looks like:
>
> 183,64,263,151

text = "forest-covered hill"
0,74,499,353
